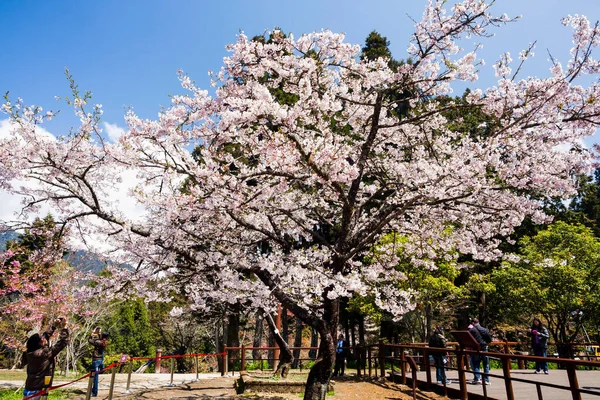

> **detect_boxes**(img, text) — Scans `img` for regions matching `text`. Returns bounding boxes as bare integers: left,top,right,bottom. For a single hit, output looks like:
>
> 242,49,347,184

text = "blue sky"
0,0,599,136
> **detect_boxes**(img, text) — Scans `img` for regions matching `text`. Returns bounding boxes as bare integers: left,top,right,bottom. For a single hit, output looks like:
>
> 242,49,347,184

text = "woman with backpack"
428,326,449,384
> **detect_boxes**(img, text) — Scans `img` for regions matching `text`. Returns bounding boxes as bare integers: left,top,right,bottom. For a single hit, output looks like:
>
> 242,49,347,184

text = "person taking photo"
23,317,69,400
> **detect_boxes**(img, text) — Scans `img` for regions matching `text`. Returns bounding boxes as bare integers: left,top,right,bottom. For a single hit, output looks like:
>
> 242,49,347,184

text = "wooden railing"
379,342,600,400
222,341,600,400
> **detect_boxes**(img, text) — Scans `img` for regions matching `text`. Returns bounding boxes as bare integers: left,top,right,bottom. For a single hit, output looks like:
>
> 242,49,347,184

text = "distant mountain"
64,249,111,275
0,231,18,251
1,230,125,274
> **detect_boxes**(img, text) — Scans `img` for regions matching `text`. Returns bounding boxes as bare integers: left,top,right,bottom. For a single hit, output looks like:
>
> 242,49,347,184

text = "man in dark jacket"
528,318,550,374
428,326,449,384
88,329,109,397
468,318,492,385
23,317,69,400
332,334,349,377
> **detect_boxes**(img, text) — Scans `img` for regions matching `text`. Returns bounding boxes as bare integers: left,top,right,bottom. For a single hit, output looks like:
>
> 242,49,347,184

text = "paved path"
0,372,234,398
4,369,599,399
416,369,600,399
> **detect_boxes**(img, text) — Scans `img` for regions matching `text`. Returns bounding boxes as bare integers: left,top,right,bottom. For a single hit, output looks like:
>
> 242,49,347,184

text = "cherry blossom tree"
0,217,99,370
2,1,600,397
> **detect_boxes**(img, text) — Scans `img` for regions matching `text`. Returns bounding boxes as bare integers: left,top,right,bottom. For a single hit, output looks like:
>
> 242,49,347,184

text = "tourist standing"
332,334,349,377
23,317,69,400
468,318,492,385
428,326,449,384
528,318,549,374
89,329,109,397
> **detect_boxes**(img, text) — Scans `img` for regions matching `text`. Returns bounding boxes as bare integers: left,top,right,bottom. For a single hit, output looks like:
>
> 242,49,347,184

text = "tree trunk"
358,314,365,370
267,321,275,369
215,320,223,372
282,306,289,343
227,304,240,370
425,304,433,342
309,326,318,359
303,298,339,400
292,317,303,369
264,311,294,378
252,313,264,360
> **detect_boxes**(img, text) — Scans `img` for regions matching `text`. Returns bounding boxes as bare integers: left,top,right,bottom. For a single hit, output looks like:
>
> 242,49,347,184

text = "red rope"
22,363,119,399
130,351,225,361
22,352,227,399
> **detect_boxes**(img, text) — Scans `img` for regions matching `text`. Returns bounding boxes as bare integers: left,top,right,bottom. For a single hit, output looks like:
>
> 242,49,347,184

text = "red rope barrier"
48,371,92,390
21,351,227,399
22,363,120,400
130,351,225,361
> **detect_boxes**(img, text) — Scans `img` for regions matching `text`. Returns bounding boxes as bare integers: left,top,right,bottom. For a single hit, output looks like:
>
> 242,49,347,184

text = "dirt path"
329,377,448,400
2,373,448,399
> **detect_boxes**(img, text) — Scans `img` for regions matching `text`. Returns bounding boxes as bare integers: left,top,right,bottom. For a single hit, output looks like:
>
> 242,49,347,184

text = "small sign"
119,354,129,363
450,330,480,351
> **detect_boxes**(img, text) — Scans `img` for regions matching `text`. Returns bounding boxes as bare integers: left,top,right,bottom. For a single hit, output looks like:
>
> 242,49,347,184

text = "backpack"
476,326,492,344
429,333,444,348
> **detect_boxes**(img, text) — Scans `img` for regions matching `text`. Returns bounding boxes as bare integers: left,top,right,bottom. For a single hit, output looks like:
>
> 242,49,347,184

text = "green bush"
245,360,270,371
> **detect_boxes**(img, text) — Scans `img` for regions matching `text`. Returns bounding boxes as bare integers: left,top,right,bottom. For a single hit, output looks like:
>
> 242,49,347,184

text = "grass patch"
297,391,334,398
0,371,78,381
0,389,75,399
247,372,308,382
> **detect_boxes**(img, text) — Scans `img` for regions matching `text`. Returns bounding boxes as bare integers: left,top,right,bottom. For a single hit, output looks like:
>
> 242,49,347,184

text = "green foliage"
569,169,600,236
360,31,403,71
361,31,392,61
347,296,382,326
245,360,271,371
489,222,600,346
101,298,155,358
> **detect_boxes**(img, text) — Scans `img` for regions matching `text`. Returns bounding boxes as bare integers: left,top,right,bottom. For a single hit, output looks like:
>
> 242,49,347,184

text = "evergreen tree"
103,298,154,357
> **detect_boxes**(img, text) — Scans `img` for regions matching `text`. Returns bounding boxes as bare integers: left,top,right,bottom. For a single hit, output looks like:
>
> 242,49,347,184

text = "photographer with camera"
23,317,69,400
88,328,109,397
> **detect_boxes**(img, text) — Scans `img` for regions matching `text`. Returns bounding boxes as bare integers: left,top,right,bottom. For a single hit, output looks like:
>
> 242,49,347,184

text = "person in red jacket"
23,317,69,400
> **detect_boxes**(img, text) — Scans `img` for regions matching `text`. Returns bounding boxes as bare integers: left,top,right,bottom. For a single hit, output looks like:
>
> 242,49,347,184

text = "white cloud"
104,122,126,142
0,119,55,223
0,119,146,237
0,118,55,141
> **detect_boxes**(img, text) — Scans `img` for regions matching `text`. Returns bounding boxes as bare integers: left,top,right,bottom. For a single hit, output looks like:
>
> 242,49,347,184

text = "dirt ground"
1,372,449,400
327,377,448,400
117,376,449,400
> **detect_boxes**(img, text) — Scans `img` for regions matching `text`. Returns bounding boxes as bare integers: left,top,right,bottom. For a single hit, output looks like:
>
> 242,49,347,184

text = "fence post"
357,345,362,377
378,339,385,379
368,347,372,377
424,347,431,389
155,349,162,373
400,350,406,385
108,365,117,400
85,371,94,400
39,376,51,400
168,356,175,387
193,353,200,382
457,348,467,400
123,359,133,394
500,354,515,400
223,347,229,376
241,344,246,372
566,364,582,400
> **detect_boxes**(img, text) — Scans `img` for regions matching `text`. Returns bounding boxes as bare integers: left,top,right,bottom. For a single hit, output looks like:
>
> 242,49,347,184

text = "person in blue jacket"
332,334,349,377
